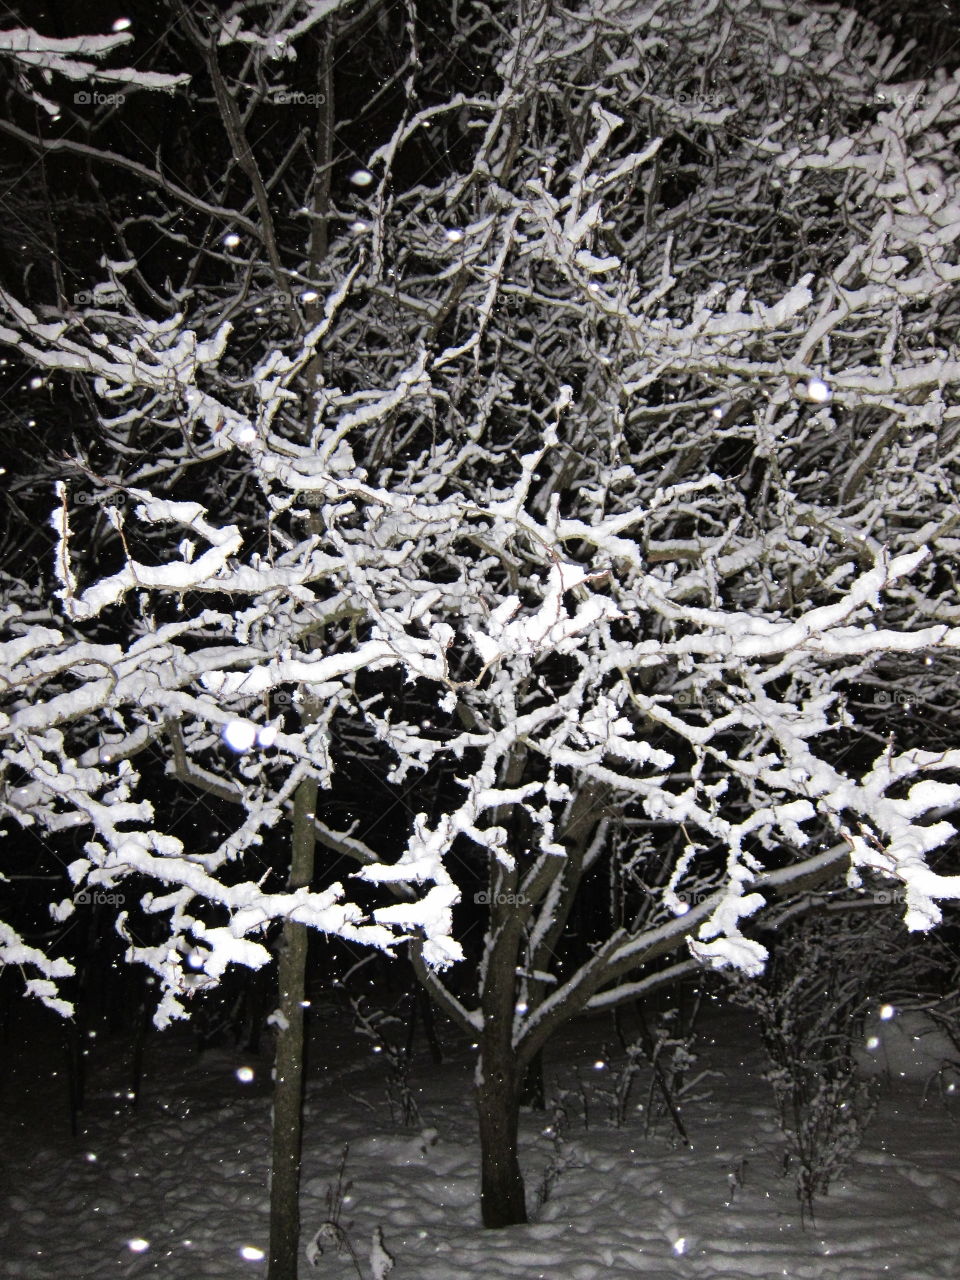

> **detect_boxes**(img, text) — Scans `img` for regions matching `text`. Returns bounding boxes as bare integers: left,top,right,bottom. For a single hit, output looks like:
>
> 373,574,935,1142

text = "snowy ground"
2,988,960,1280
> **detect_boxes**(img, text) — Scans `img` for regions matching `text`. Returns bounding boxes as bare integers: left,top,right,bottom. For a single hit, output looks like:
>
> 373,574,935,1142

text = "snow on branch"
4,0,960,1034
0,26,188,90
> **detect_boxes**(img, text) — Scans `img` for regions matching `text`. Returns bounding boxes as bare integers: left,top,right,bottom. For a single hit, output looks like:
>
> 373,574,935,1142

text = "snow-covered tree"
2,0,960,1241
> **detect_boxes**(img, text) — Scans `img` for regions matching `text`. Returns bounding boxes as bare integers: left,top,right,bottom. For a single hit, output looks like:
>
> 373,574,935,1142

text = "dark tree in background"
849,0,960,78
2,2,960,1268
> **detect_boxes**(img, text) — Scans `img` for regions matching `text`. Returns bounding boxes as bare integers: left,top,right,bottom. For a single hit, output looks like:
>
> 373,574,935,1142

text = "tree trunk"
418,984,443,1065
268,14,332,1261
268,775,318,1280
477,1016,527,1227
520,1048,545,1110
